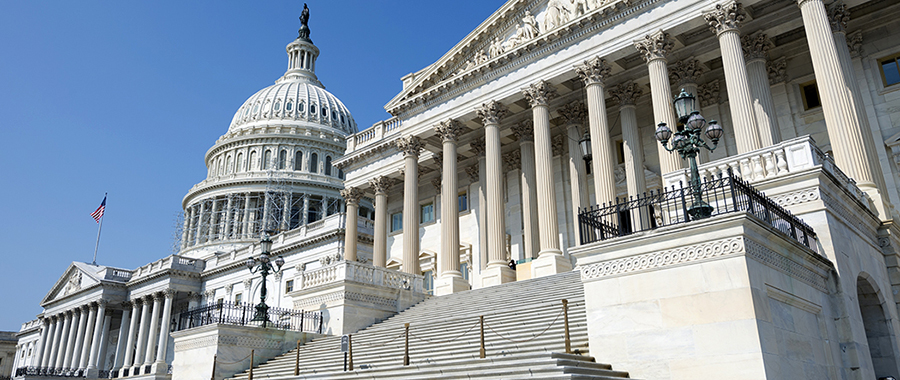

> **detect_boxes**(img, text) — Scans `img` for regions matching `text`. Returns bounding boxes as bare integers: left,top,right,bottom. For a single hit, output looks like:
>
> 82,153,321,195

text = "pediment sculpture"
64,271,82,295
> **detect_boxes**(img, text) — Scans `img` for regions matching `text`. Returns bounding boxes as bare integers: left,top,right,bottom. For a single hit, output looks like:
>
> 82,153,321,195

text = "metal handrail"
176,301,323,334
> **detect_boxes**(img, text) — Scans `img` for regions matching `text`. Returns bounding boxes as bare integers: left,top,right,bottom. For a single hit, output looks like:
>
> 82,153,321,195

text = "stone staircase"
226,271,633,379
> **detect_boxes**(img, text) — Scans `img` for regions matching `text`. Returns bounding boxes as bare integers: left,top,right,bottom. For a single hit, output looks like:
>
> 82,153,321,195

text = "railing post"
680,182,690,222
249,349,254,380
294,341,300,376
348,334,353,370
210,354,216,380
562,299,571,354
403,323,410,366
300,310,305,332
479,316,486,359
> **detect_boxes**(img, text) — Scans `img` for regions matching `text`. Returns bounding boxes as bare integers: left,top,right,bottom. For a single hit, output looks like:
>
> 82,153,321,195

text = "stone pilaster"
797,0,880,204
511,121,540,259
341,187,364,261
467,140,489,271
54,312,72,369
742,32,781,146
369,176,391,268
610,81,650,229
476,102,516,285
434,119,469,295
634,30,684,175
395,136,425,274
558,101,589,239
121,299,141,375
152,290,175,373
705,1,762,153
522,81,572,278
575,57,616,208
36,318,50,368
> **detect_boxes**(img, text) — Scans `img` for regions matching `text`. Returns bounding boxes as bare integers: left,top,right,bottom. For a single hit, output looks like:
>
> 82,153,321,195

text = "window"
234,293,242,304
616,140,625,165
285,279,294,293
322,107,327,117
294,151,303,171
309,153,318,173
327,199,339,216
278,150,287,170
460,262,469,280
286,101,293,111
274,101,281,111
252,103,259,115
880,53,900,87
249,151,257,170
226,155,233,173
237,153,244,172
263,150,272,170
310,104,316,114
800,80,822,110
299,102,305,112
217,298,224,306
458,191,468,212
338,169,344,179
391,212,403,232
325,156,332,176
423,270,434,295
421,202,434,224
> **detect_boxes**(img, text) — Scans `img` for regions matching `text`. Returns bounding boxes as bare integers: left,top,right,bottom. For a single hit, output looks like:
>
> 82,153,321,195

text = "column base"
83,367,99,378
531,253,573,279
434,275,470,296
481,266,516,287
152,360,169,375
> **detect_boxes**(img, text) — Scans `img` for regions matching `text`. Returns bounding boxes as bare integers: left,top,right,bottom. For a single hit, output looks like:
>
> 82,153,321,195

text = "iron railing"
578,170,817,252
13,367,87,378
176,301,323,334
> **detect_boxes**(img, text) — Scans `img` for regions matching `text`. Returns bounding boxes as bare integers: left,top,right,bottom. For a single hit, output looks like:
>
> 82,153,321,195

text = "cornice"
200,229,343,279
206,132,346,163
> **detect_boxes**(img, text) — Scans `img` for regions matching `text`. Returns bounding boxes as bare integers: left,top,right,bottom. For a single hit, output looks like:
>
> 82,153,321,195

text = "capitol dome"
228,80,357,135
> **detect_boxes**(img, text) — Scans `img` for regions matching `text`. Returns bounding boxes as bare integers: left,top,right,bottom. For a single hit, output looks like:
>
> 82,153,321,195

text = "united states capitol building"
10,0,900,379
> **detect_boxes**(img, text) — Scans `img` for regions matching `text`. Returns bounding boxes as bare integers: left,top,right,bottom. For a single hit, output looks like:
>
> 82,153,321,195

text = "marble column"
611,82,651,230
194,202,206,245
471,141,489,271
704,2,762,153
78,305,97,369
85,300,107,372
476,102,516,285
557,102,589,240
223,195,235,239
522,81,573,277
511,121,540,259
242,193,252,237
369,176,391,268
635,30,684,176
341,187,364,261
143,294,162,365
36,318,50,368
96,315,112,371
575,57,616,208
829,4,891,219
797,0,878,199
434,119,469,295
261,192,271,232
281,193,292,230
132,296,151,370
153,290,175,372
208,199,219,242
62,311,79,369
742,33,781,146
112,303,131,372
395,136,425,274
53,312,72,369
70,307,88,368
121,300,140,375
46,316,62,369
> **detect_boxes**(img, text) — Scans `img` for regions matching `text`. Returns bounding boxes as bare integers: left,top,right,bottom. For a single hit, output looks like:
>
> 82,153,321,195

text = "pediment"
384,0,636,116
41,263,101,305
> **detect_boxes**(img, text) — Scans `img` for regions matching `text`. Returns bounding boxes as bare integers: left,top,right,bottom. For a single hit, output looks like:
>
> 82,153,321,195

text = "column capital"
704,2,746,36
522,80,558,107
202,289,216,298
741,33,773,61
340,187,364,205
668,59,706,88
470,137,487,156
432,154,443,169
558,101,587,125
152,292,164,302
96,299,109,308
434,119,464,142
188,292,202,302
827,1,849,32
120,300,132,309
163,289,176,299
608,82,643,107
243,278,253,289
131,297,143,306
431,177,442,193
766,57,787,84
574,56,612,86
848,31,864,58
511,120,534,142
634,30,673,63
369,176,393,194
395,136,424,157
476,100,509,125
465,165,479,183
503,150,521,171
698,80,721,108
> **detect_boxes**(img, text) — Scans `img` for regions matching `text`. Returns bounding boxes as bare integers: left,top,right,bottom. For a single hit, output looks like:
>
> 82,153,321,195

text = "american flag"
91,196,106,223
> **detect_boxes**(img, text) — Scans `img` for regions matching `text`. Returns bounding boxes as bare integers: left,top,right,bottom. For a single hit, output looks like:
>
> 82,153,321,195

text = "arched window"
237,153,244,172
226,155,232,173
263,150,272,170
322,107,327,118
325,156,332,176
218,157,224,176
278,150,287,170
294,151,303,171
309,153,318,173
310,104,316,114
249,151,257,171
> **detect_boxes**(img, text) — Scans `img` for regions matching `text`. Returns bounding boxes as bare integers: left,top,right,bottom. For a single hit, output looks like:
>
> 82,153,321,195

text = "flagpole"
92,193,106,265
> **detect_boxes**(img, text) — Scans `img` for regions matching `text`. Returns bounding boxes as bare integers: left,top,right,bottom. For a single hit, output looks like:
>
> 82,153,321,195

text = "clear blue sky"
0,1,503,331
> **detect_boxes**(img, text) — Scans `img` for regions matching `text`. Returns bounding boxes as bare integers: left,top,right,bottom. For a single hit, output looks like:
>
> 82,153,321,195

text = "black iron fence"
176,301,323,334
578,170,817,252
14,367,84,378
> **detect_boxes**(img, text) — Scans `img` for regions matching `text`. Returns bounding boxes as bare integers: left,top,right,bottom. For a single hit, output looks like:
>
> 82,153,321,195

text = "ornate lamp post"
654,89,724,220
245,232,285,328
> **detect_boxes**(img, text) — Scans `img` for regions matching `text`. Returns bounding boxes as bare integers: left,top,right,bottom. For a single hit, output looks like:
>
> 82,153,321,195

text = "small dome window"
332,111,337,120
264,102,271,113
286,102,293,111
322,108,328,117
274,101,281,111
252,103,260,114
340,114,345,123
310,104,316,114
299,103,305,112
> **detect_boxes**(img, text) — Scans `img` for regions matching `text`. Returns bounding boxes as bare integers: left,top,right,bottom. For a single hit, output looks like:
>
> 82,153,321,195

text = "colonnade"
338,0,887,291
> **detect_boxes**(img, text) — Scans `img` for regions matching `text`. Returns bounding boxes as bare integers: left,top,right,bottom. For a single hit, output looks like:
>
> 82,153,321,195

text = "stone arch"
857,273,900,378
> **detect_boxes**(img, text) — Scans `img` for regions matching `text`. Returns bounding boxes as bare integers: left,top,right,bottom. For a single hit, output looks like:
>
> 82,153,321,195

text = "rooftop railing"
175,301,323,334
579,170,818,253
